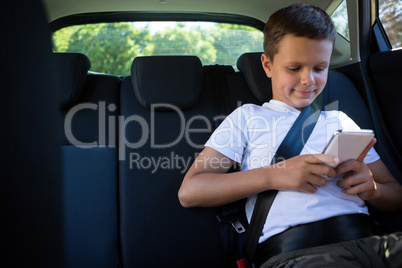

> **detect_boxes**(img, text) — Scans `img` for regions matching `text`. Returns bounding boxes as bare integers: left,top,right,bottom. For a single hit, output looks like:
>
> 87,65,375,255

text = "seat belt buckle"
231,219,246,233
236,258,253,268
216,215,246,233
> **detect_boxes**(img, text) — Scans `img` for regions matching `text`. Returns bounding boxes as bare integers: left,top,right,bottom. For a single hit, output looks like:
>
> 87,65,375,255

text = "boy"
178,4,402,267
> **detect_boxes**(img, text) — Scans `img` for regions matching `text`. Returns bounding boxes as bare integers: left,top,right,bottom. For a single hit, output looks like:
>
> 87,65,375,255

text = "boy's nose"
301,71,315,86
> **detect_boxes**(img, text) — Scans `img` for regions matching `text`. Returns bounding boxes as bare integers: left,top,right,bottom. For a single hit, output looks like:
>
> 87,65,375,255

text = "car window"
53,21,263,75
331,0,349,41
378,0,401,49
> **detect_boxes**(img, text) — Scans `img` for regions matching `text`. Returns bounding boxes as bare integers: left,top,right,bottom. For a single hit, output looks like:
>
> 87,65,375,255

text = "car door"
367,0,402,177
362,0,402,232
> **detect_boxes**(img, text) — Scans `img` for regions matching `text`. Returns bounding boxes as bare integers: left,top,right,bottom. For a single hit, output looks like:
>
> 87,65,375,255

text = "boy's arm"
178,147,268,208
178,146,339,208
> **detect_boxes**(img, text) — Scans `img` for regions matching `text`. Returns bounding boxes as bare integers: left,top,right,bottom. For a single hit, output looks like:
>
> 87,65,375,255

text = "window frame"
50,12,265,32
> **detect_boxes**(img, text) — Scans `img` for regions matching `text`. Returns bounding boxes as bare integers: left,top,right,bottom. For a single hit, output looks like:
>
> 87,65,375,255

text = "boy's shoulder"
238,101,284,112
239,103,263,110
230,103,262,113
231,103,272,117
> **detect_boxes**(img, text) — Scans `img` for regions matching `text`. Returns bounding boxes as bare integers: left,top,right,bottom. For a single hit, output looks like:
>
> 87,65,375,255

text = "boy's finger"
336,171,364,189
357,138,377,162
311,163,337,178
299,182,320,193
336,159,362,175
309,174,327,186
305,154,341,167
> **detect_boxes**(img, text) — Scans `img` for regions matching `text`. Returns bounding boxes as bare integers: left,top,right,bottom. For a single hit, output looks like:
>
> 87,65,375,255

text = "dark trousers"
260,232,402,268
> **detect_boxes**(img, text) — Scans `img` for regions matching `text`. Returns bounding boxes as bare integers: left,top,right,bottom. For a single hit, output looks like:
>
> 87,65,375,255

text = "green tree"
53,23,152,75
151,25,217,64
331,0,350,41
207,24,263,67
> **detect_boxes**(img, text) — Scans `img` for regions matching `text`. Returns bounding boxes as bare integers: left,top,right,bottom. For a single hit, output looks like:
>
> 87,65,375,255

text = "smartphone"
322,129,374,167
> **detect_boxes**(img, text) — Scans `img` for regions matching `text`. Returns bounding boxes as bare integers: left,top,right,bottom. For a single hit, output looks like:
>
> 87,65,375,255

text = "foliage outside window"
331,0,350,41
379,0,402,48
53,22,263,75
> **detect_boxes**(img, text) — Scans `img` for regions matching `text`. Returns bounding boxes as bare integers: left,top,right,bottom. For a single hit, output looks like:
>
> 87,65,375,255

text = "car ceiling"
43,0,340,25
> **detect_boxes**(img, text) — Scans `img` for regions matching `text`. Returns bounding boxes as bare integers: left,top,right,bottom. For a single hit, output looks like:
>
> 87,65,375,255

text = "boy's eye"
287,66,326,72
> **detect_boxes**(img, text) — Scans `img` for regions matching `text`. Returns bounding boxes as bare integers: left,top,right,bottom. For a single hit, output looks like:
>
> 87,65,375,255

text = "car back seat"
119,56,227,267
54,50,401,267
55,52,121,267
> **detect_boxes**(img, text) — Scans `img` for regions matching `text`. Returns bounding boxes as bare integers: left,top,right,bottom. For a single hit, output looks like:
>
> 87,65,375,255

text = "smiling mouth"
294,90,314,97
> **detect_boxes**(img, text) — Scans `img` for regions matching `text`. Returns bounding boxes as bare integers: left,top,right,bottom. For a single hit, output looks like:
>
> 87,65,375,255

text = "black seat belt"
242,93,323,266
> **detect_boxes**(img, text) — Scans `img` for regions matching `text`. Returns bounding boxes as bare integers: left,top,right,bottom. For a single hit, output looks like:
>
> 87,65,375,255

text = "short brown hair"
263,4,337,61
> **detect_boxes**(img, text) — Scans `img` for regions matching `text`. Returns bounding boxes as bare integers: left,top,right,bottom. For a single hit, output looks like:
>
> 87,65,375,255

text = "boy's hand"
269,154,340,193
335,160,377,200
335,138,377,200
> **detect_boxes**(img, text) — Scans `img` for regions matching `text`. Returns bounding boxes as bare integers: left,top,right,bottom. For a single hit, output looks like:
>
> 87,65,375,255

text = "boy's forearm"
178,167,271,208
364,160,402,213
365,182,402,213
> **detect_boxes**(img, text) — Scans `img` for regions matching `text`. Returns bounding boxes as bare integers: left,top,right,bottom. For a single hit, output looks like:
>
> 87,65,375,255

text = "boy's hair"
263,4,337,61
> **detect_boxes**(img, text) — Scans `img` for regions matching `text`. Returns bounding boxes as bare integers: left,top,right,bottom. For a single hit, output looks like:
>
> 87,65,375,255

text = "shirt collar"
263,100,301,114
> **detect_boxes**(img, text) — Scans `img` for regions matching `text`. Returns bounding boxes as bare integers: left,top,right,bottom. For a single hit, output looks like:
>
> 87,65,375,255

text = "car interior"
2,0,401,267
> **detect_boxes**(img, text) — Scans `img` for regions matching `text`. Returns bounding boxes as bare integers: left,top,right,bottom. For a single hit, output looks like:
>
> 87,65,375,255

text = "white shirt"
205,100,380,243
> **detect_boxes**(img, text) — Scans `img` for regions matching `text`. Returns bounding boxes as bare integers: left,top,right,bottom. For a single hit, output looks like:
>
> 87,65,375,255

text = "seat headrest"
237,52,272,103
131,56,203,110
54,53,91,110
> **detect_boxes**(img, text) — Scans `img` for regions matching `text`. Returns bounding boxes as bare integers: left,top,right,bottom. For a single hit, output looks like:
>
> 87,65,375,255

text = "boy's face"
261,35,333,110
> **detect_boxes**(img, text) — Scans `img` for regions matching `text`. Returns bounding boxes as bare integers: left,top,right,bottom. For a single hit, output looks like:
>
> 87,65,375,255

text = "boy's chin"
292,99,315,110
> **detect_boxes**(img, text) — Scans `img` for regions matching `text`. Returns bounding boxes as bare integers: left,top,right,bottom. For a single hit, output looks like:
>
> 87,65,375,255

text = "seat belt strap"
242,93,323,265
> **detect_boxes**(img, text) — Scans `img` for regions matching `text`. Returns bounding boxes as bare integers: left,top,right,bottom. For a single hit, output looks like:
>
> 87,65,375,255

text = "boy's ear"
261,53,272,78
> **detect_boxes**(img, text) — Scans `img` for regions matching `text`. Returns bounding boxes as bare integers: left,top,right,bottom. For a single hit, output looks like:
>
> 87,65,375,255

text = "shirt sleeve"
205,105,249,163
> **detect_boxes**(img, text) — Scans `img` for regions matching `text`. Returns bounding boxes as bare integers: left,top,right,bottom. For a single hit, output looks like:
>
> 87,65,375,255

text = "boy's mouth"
294,90,315,97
